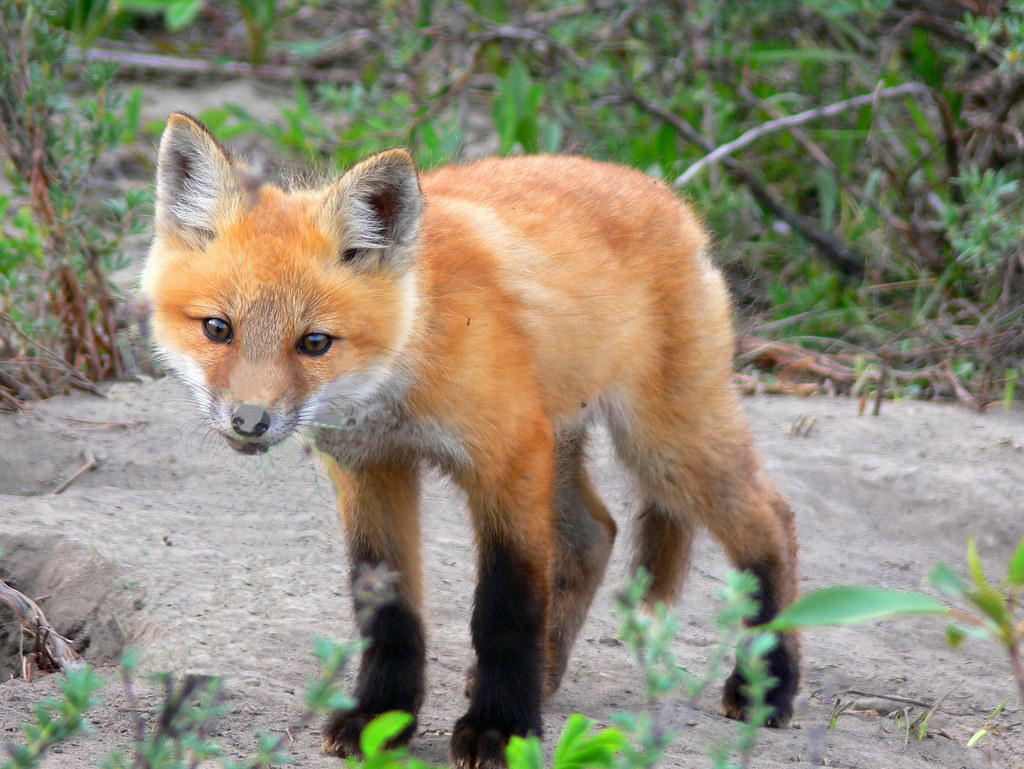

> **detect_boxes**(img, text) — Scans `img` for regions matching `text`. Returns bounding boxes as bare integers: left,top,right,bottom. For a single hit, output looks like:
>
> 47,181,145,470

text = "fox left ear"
154,113,242,249
322,148,423,272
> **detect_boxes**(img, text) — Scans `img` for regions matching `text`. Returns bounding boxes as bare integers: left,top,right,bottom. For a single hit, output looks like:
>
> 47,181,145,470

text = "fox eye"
203,317,233,343
298,332,332,356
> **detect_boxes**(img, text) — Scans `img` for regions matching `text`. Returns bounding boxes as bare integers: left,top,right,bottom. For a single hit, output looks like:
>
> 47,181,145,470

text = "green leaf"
967,536,992,592
765,586,948,632
739,47,859,64
506,734,544,769
119,0,174,10
553,713,591,760
928,561,968,598
120,0,202,29
547,714,625,768
946,622,967,649
1006,536,1024,587
165,0,203,31
967,727,988,747
359,711,413,757
965,589,1010,628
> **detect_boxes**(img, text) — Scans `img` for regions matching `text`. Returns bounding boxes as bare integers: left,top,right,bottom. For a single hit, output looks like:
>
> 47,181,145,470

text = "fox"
141,113,800,769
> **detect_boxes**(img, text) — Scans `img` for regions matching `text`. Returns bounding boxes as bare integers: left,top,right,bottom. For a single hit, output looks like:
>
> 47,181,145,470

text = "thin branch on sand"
0,579,81,678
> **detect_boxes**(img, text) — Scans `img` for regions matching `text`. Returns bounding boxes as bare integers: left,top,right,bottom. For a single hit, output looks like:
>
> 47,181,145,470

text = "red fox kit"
142,113,799,769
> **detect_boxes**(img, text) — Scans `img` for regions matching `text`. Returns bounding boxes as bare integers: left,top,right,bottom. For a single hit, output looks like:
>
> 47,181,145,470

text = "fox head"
141,113,423,454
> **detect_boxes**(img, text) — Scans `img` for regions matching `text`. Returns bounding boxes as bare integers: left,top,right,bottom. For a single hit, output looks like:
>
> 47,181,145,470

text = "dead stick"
872,348,889,416
59,417,149,429
52,450,98,495
0,387,23,410
78,47,361,84
941,360,982,411
0,579,81,672
676,83,931,185
0,310,104,398
623,91,866,276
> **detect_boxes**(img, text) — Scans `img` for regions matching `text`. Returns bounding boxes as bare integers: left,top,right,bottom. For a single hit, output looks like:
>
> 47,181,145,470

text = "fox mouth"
224,435,270,455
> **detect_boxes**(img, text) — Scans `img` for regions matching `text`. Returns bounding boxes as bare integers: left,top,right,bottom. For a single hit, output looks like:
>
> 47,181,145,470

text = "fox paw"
322,710,415,757
451,715,527,769
721,670,794,728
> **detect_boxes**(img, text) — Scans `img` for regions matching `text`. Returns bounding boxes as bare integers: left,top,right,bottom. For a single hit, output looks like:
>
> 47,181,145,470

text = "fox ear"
323,148,423,271
154,113,238,248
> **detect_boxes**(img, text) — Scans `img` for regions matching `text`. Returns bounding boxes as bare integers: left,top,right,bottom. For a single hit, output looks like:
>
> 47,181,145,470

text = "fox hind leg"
609,395,800,727
717,475,799,727
631,500,697,606
545,430,617,695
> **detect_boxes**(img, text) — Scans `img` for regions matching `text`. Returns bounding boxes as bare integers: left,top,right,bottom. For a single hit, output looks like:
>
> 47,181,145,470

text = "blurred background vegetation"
1,0,1022,410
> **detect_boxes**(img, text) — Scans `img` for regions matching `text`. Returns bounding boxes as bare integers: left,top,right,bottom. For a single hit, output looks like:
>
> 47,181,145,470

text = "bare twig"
941,360,983,411
622,90,867,276
52,450,99,495
58,417,149,429
0,310,104,399
736,82,934,268
75,47,361,84
408,42,484,134
676,83,932,185
0,579,81,676
873,348,889,416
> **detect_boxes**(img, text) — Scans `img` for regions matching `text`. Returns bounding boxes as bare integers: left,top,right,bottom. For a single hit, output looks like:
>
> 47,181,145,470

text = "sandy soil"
1,377,1022,768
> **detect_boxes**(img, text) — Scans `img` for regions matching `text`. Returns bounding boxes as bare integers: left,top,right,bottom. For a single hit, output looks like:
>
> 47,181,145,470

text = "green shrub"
0,0,149,408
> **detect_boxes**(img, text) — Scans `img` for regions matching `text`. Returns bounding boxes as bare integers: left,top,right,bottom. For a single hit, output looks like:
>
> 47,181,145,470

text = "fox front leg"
321,458,426,757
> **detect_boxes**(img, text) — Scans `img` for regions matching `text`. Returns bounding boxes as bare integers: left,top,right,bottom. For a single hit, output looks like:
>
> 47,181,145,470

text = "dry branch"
0,579,81,677
51,450,99,495
78,47,361,84
622,90,867,277
676,83,932,185
0,310,104,402
734,334,1002,409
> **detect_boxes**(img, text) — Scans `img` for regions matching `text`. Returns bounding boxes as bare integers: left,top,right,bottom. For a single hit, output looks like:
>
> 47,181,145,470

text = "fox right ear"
322,148,423,272
154,113,238,248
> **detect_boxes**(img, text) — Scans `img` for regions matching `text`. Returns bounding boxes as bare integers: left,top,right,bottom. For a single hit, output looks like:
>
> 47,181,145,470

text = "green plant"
233,0,301,67
0,0,149,408
211,76,463,172
928,535,1024,709
492,57,562,156
0,637,363,769
160,0,1022,403
0,560,981,769
118,0,305,65
507,714,624,769
15,0,1024,405
118,1,205,33
1,666,104,769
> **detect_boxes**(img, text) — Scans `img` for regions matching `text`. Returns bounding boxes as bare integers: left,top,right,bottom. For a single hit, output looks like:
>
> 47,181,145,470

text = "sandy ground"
1,377,1022,768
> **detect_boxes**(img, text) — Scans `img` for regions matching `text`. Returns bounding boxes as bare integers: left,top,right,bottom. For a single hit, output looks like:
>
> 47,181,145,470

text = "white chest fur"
311,396,469,473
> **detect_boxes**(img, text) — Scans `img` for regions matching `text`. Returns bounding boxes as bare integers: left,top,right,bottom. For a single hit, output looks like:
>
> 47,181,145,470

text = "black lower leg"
722,561,799,727
322,565,425,756
354,599,426,714
451,543,547,769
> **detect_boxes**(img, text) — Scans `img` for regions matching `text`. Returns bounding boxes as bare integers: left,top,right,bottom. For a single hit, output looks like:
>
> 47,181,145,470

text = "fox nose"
231,403,271,437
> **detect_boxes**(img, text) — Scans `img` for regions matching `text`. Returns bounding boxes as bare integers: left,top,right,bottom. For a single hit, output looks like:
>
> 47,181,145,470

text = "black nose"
231,403,271,437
